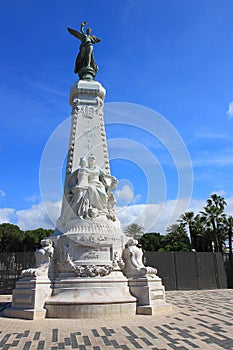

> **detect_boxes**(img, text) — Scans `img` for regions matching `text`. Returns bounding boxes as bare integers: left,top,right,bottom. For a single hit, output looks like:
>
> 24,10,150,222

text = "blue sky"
0,0,233,233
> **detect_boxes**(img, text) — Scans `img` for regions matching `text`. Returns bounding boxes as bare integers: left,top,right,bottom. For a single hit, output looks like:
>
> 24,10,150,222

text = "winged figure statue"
67,22,101,80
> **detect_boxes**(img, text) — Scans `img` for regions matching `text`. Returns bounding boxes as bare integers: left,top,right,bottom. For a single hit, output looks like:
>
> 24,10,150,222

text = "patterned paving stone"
1,290,233,349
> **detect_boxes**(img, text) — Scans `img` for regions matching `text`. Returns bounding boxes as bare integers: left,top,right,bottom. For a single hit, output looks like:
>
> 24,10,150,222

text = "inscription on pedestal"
73,244,112,263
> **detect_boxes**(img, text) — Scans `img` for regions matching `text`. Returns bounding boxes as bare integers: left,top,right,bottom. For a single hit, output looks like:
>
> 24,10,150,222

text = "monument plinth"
5,22,171,319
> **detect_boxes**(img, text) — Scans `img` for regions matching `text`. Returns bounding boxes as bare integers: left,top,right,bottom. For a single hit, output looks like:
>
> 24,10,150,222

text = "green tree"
225,215,233,256
160,224,191,251
23,228,54,251
124,223,144,239
201,194,227,252
179,211,196,249
179,213,213,252
192,214,212,252
0,223,25,252
139,232,162,251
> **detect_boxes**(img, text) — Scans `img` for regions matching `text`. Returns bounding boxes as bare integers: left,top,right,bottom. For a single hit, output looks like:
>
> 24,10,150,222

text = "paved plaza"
1,289,233,349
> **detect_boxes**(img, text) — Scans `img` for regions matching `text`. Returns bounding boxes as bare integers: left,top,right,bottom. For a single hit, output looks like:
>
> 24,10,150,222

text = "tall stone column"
54,80,126,273
67,80,110,175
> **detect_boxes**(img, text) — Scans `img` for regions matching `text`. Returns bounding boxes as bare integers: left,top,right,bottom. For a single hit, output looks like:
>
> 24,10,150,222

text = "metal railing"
0,252,35,294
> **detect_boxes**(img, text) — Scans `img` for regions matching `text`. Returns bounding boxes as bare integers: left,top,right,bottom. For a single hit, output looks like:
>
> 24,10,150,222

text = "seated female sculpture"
122,239,157,278
64,155,118,221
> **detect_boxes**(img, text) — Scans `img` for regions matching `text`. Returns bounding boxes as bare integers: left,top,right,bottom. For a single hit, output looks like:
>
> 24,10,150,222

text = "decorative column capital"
70,80,106,105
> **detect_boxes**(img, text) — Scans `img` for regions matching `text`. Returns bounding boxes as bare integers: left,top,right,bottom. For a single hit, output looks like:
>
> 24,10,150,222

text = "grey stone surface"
4,278,52,320
1,290,233,349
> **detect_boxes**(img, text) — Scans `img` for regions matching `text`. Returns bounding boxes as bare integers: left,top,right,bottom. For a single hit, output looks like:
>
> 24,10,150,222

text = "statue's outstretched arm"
80,21,87,34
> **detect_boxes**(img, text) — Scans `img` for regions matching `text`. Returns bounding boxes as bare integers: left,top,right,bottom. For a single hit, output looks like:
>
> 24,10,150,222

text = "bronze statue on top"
67,22,101,80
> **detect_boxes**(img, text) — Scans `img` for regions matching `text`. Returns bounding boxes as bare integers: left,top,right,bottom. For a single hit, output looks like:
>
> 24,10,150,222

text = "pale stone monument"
5,22,171,319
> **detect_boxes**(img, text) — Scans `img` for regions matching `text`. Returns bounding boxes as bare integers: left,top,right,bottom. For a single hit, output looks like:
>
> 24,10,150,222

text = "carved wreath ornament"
58,251,124,277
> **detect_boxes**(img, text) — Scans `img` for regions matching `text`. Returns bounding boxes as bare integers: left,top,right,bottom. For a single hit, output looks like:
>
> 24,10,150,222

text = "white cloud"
225,197,233,216
193,150,233,167
117,196,233,234
116,185,134,202
16,201,61,231
115,184,141,205
227,101,233,118
0,201,61,230
0,208,15,223
116,198,193,234
25,194,41,203
0,189,6,197
194,128,226,139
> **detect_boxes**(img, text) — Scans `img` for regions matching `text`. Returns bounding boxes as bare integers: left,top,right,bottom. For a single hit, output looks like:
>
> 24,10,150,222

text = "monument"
5,22,171,319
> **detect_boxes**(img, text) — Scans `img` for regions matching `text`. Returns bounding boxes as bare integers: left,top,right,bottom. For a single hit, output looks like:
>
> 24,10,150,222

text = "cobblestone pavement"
1,289,233,349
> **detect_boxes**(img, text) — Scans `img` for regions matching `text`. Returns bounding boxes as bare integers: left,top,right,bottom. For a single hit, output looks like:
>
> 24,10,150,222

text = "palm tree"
124,223,144,239
195,214,212,252
179,212,196,250
226,215,233,256
201,194,227,252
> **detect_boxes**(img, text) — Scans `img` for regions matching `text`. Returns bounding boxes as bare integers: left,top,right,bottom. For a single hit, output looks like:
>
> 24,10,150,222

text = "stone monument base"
4,270,171,319
45,270,137,318
128,275,172,316
4,277,52,320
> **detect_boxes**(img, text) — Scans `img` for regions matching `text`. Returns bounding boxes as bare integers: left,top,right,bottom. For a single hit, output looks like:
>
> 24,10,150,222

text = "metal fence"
0,252,35,294
223,253,233,288
0,251,230,294
144,251,228,290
